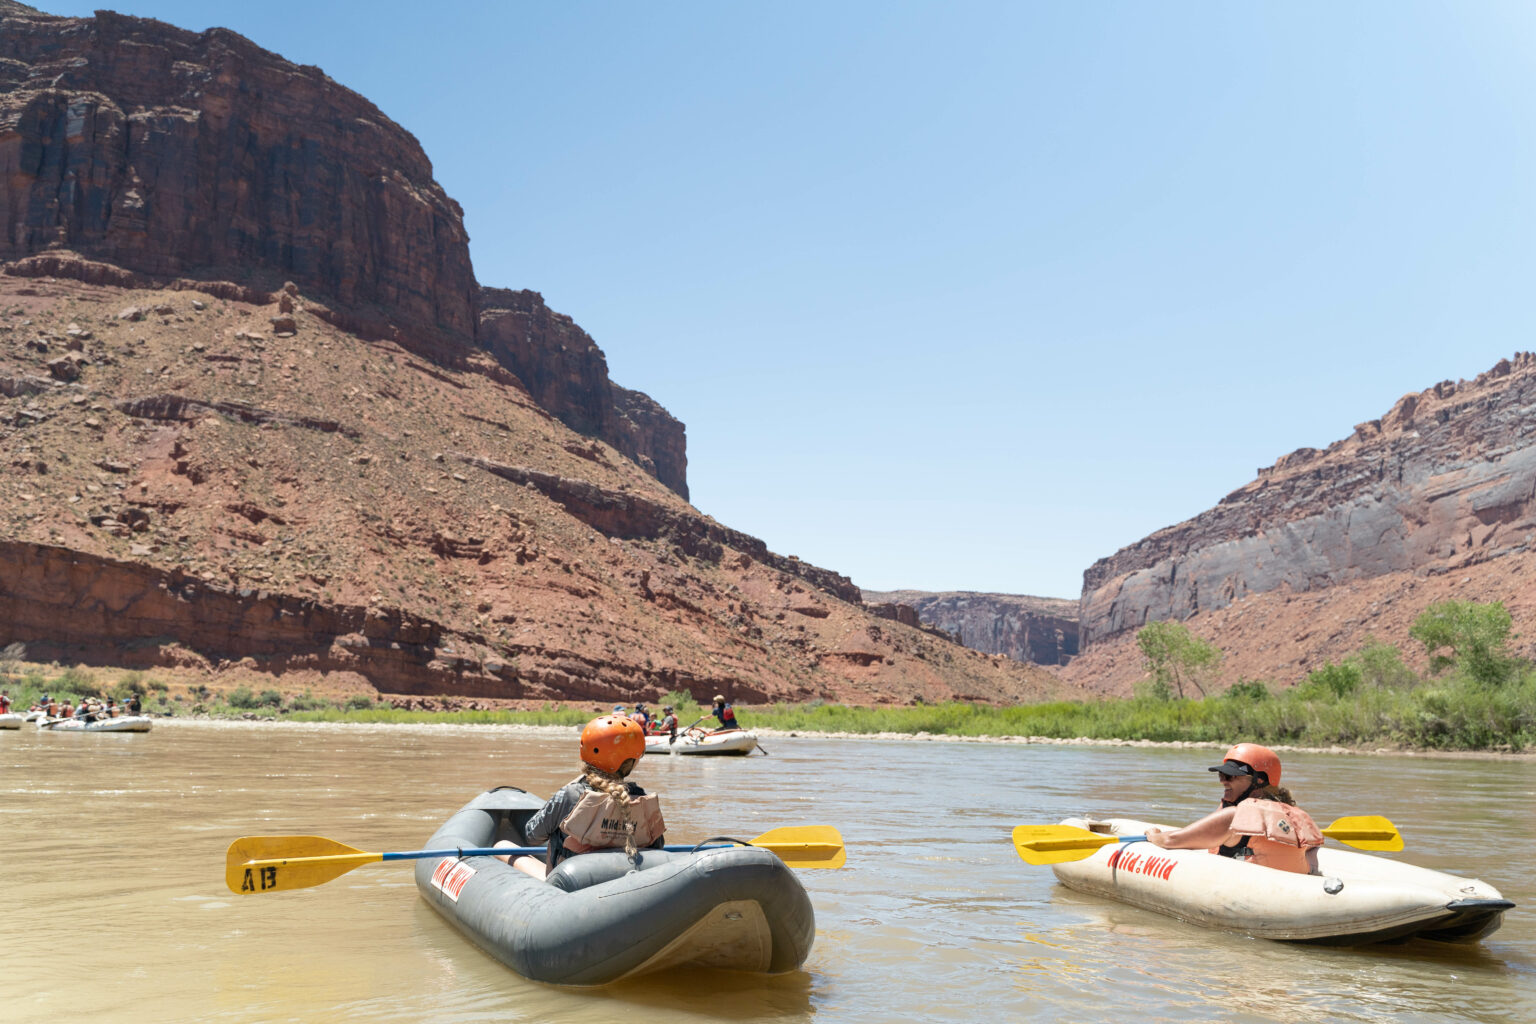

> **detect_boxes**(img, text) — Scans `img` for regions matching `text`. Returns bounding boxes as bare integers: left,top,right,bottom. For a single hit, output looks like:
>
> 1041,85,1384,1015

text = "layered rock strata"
0,539,771,702
476,288,688,497
862,589,1079,665
454,454,856,603
1079,354,1536,646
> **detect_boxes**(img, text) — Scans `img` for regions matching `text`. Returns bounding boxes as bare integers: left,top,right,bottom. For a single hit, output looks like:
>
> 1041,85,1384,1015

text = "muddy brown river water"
2,722,1532,1022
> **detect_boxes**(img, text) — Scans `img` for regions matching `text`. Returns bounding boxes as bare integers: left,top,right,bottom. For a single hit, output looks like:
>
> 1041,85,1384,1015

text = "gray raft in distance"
414,787,817,985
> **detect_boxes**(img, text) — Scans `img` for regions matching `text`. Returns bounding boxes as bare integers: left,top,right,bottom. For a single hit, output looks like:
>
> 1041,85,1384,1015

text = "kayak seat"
545,849,674,892
491,808,539,847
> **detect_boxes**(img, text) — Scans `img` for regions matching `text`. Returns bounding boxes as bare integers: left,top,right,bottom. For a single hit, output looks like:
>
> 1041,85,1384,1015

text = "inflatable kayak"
645,729,759,756
38,715,152,732
414,788,816,984
1051,817,1513,944
0,713,22,729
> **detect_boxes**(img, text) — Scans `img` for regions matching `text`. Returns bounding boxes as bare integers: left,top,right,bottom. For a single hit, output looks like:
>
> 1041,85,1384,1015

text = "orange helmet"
1209,742,1281,787
579,715,646,774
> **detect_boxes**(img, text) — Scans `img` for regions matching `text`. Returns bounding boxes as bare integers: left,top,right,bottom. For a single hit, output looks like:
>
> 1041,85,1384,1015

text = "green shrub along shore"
3,601,1532,751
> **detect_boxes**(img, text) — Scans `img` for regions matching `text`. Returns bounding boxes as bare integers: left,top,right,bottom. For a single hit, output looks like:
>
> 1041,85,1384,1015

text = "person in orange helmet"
497,714,667,880
1143,743,1324,874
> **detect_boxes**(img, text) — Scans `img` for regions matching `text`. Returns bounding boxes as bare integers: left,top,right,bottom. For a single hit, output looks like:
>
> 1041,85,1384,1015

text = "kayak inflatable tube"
0,713,23,729
414,788,816,985
38,715,152,732
644,730,758,756
1052,817,1513,945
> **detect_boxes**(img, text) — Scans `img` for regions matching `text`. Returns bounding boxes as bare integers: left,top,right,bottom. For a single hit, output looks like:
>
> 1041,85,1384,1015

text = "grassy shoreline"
6,659,1533,754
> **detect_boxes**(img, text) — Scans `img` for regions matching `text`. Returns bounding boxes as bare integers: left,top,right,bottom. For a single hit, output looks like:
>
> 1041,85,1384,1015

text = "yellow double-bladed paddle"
226,825,845,894
1012,815,1402,866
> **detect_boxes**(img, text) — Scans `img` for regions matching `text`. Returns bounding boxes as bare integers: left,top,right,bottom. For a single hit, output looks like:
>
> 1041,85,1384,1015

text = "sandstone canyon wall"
862,589,1079,666
1070,354,1536,688
0,2,477,340
0,2,687,496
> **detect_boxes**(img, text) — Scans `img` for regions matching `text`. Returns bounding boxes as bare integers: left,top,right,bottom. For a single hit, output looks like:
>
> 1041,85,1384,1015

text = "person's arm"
1144,807,1239,850
524,785,579,843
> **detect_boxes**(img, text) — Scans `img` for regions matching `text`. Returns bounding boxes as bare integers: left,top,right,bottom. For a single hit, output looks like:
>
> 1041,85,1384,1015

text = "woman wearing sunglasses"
1143,742,1324,874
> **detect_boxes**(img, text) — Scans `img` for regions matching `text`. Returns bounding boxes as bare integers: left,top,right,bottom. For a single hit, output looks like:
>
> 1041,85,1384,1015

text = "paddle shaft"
1014,815,1402,866
248,840,772,869
229,824,845,893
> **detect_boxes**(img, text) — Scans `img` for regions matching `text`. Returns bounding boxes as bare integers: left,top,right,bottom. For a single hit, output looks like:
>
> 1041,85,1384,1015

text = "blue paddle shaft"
381,843,739,862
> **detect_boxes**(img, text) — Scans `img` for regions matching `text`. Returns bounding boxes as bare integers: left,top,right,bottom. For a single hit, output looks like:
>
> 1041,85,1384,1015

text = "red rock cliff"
477,288,688,498
0,2,477,342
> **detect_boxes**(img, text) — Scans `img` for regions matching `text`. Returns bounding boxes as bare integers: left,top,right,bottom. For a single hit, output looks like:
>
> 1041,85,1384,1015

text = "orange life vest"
1225,799,1324,874
559,788,666,855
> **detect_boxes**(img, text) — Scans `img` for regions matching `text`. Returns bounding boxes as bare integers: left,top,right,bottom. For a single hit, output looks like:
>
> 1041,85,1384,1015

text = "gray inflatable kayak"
413,788,817,985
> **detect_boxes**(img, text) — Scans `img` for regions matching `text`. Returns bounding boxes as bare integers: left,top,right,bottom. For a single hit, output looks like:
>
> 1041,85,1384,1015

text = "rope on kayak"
688,836,756,854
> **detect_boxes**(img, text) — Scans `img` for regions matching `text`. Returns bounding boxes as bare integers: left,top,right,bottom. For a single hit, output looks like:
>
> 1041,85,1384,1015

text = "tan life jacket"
559,787,666,855
1229,799,1324,874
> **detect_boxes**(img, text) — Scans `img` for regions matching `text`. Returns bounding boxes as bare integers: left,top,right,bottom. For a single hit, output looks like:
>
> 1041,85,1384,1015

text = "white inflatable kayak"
38,715,153,733
644,729,758,756
1051,817,1512,945
0,713,23,729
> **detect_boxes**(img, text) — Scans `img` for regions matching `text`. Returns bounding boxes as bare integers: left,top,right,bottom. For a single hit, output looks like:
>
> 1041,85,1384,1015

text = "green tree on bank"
1136,620,1222,699
1409,600,1519,687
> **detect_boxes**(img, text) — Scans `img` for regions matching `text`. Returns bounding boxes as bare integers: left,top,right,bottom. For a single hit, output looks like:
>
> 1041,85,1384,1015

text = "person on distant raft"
710,694,740,732
126,693,141,714
495,714,666,881
1144,743,1323,875
0,690,10,714
651,704,678,741
629,702,651,729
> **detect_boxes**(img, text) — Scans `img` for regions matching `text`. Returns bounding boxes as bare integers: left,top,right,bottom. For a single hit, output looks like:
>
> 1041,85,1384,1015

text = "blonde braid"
581,765,638,858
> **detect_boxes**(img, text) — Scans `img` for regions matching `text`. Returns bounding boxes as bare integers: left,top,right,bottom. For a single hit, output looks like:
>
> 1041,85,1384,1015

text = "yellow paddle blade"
751,826,846,869
1322,815,1403,852
225,835,383,895
1012,825,1121,865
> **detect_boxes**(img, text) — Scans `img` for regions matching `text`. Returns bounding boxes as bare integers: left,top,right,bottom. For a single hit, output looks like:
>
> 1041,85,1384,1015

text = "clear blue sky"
46,2,1536,598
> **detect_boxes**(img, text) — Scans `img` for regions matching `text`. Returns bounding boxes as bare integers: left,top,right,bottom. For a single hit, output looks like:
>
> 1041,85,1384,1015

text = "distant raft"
414,788,816,985
0,713,22,730
1051,816,1513,945
38,715,152,733
644,729,759,756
